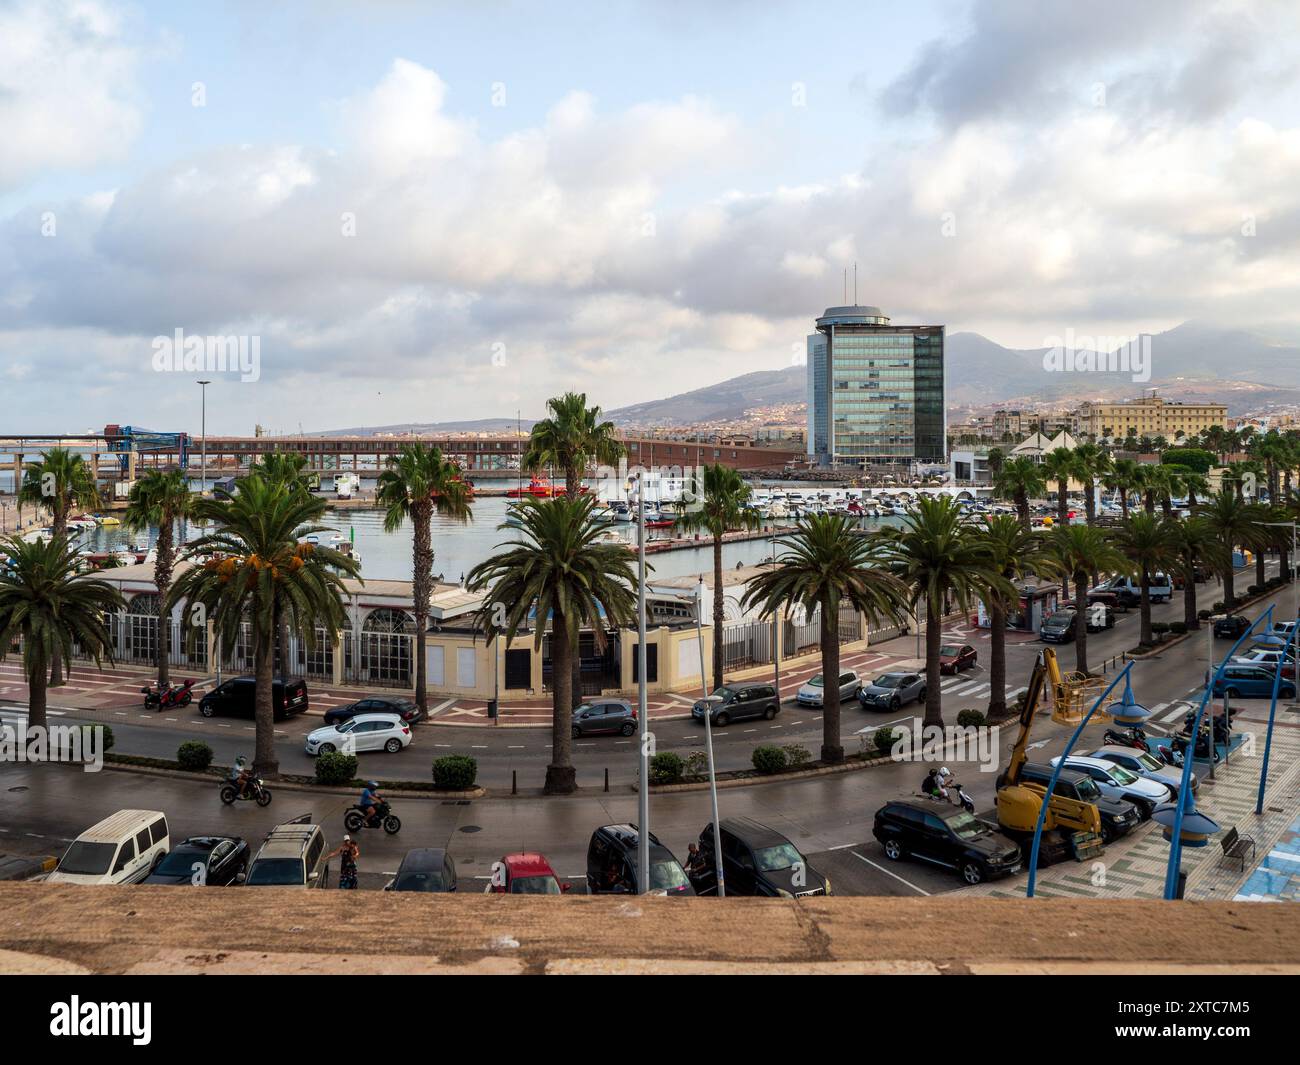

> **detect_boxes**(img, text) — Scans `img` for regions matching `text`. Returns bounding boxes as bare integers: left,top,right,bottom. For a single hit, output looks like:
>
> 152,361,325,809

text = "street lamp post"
771,535,780,698
695,577,725,897
634,472,649,894
197,380,211,496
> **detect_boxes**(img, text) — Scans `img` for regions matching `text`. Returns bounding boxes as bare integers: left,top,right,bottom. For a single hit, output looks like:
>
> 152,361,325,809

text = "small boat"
98,515,121,526
304,534,320,545
507,477,565,499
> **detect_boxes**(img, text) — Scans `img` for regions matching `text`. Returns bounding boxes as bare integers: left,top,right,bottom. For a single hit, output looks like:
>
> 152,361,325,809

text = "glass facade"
806,306,945,466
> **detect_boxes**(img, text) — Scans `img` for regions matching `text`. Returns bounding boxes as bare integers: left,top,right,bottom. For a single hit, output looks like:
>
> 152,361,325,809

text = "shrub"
1170,621,1188,635
88,723,114,752
649,752,685,785
684,751,709,780
1151,622,1170,636
315,751,358,786
177,741,213,771
956,708,987,728
432,754,477,789
782,743,811,768
751,744,787,774
1247,584,1263,596
873,727,900,755
1198,609,1212,620
1212,601,1226,613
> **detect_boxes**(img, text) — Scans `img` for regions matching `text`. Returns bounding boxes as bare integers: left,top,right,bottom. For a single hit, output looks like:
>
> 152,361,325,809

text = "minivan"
244,821,328,888
1017,763,1141,843
586,824,694,895
691,681,779,726
47,810,170,885
199,675,310,720
1109,573,1172,605
695,817,830,897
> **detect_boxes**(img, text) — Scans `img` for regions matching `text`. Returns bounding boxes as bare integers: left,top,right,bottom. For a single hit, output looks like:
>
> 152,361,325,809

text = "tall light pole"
197,380,211,496
695,577,725,897
634,472,649,893
1257,520,1299,623
771,534,781,698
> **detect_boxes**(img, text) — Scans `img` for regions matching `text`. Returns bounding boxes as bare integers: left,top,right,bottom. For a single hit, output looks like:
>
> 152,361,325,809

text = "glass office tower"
805,306,945,468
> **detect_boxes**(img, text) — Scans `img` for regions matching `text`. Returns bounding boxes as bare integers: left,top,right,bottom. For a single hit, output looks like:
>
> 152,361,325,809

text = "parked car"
323,696,423,726
873,800,1022,885
858,671,926,711
692,681,780,727
1108,573,1173,605
586,824,694,895
796,670,861,707
142,835,249,886
488,852,567,894
1086,745,1197,801
305,712,412,755
572,700,637,737
1039,608,1077,643
46,810,170,886
1212,663,1297,700
1048,754,1172,819
198,675,310,720
938,644,978,675
384,848,457,892
244,821,327,888
1016,762,1141,843
694,816,830,897
1214,614,1251,639
1231,649,1296,679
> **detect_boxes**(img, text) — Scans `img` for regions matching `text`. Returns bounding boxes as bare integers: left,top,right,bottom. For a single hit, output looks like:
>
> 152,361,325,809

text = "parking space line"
851,851,931,896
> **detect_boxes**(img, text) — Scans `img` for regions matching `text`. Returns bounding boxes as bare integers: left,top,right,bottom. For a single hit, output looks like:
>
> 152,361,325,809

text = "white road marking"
851,851,931,896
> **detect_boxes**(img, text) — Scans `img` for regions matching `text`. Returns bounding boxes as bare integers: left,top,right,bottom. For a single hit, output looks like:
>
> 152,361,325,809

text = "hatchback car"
572,700,637,737
323,696,423,726
1212,663,1297,700
694,817,830,897
142,835,249,886
1214,614,1251,639
1086,745,1197,801
858,672,926,711
586,824,694,895
489,852,567,894
692,682,779,727
384,848,457,892
796,670,860,707
1039,608,1078,643
938,644,977,675
1048,754,1172,819
873,800,1022,885
305,712,412,755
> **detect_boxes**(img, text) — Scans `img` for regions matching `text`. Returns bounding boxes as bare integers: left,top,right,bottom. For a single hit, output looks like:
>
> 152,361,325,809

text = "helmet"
343,834,351,842
367,781,379,789
940,766,950,775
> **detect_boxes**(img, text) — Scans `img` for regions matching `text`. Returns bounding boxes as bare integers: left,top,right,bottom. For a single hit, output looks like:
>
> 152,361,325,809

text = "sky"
2,0,1300,435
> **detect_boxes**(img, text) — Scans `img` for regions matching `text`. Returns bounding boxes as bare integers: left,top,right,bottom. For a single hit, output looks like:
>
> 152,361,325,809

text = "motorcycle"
344,800,401,835
219,776,273,806
1103,726,1150,752
917,779,975,814
1158,730,1220,766
142,678,196,710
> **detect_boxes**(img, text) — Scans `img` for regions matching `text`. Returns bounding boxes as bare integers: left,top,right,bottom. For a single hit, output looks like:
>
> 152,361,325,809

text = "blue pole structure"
1163,604,1275,898
1255,617,1300,814
1027,661,1134,898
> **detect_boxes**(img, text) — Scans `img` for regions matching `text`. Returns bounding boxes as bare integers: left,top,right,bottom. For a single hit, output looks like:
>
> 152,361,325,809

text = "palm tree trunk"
1223,561,1236,610
1084,481,1097,525
1120,494,1129,522
1016,490,1030,530
411,500,433,715
27,660,48,732
922,591,944,729
49,507,68,688
253,625,279,779
1256,550,1267,591
987,599,1007,719
818,600,843,763
1161,498,1173,521
546,610,578,794
566,463,583,711
1057,481,1068,525
1144,491,1155,515
1074,574,1089,674
711,534,725,692
1183,558,1199,629
1140,571,1153,646
155,518,174,688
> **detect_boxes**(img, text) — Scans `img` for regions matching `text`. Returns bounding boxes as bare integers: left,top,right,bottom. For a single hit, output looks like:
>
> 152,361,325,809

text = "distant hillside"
313,418,534,437
606,366,806,427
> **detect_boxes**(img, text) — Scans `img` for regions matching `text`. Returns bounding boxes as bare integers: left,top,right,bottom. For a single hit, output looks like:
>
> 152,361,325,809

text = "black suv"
692,681,779,727
198,676,310,720
1214,614,1251,639
586,824,694,895
572,700,637,737
1017,762,1140,843
873,800,1022,885
694,817,830,897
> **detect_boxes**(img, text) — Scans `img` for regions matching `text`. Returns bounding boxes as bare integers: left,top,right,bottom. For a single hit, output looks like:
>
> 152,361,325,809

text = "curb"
1122,583,1288,661
0,855,57,881
99,760,486,800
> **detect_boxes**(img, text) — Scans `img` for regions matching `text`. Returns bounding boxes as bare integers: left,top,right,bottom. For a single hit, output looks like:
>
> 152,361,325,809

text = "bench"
1219,826,1257,871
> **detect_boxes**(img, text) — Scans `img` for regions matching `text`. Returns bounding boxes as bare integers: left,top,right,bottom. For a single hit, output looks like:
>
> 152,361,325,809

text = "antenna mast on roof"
854,262,858,304
843,268,847,303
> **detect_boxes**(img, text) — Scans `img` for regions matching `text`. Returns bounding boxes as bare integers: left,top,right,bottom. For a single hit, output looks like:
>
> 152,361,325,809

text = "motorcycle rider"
359,781,383,826
229,755,253,800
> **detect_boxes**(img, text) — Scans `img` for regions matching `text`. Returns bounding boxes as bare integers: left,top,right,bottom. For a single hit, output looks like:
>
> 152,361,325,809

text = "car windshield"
58,841,116,876
945,812,989,841
510,875,562,895
336,719,356,734
806,676,824,687
1135,752,1163,771
1109,765,1140,785
939,645,960,656
154,850,205,876
1075,777,1102,801
245,858,305,886
754,843,803,871
576,703,596,714
710,688,736,702
393,871,446,891
872,675,904,688
650,861,689,890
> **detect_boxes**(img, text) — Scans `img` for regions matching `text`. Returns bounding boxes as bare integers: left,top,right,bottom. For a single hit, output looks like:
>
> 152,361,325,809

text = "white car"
1086,746,1196,801
796,670,861,707
305,713,411,755
1230,648,1296,677
1049,754,1172,818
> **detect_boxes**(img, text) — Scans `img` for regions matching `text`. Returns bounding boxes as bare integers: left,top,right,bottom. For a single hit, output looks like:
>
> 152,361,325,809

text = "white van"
46,810,170,885
1110,573,1173,604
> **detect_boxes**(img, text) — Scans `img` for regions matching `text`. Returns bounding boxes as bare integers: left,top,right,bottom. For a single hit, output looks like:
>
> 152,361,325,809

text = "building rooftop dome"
817,305,890,326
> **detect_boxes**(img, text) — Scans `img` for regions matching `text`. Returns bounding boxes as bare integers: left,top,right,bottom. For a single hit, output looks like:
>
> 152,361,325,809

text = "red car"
938,643,977,675
489,852,569,895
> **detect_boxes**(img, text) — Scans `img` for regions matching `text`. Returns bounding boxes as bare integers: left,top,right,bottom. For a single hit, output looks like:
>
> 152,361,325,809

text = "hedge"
1160,448,1213,474
956,708,987,728
873,727,900,755
1170,621,1188,635
751,745,787,774
315,751,359,786
649,752,685,785
782,744,812,768
177,741,214,771
432,754,477,789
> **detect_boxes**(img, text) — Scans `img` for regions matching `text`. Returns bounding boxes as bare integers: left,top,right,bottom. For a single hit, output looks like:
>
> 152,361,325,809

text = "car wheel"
385,738,402,753
1224,687,1240,699
200,704,214,717
960,861,984,886
620,723,635,736
917,687,927,703
571,725,581,738
715,713,729,727
764,706,776,720
1101,823,1116,844
888,697,900,712
318,743,336,755
883,839,904,861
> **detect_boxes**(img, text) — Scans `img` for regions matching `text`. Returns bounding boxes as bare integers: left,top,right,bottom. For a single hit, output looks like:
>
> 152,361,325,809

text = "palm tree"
975,516,1059,718
18,447,102,687
1114,514,1180,647
1170,517,1230,630
1149,465,1185,520
743,513,907,760
986,447,1006,480
523,392,627,708
467,495,637,794
0,536,124,731
170,477,359,778
1073,443,1111,525
250,452,311,493
123,470,193,688
674,464,761,691
375,443,472,717
1102,458,1141,522
1041,447,1075,526
994,456,1046,528
879,497,1011,729
1050,525,1129,674
1196,489,1263,609
1182,471,1210,508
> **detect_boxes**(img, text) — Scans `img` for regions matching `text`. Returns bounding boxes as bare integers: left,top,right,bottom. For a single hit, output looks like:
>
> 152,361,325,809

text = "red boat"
506,477,588,499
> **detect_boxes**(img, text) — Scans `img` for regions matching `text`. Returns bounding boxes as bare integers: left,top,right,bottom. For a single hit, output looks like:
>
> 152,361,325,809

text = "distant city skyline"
4,0,1300,434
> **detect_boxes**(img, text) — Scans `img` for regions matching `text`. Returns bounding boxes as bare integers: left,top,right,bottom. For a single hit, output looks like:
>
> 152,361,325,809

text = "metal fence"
348,630,414,688
721,604,864,671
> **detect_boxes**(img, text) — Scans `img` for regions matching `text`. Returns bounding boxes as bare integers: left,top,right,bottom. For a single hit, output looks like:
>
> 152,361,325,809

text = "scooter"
141,678,196,710
343,800,401,835
1103,726,1150,752
917,780,975,814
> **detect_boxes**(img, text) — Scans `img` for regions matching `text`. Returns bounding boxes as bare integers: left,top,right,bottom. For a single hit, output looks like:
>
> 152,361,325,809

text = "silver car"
857,671,926,711
1086,746,1197,800
1049,754,1172,818
796,670,861,707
